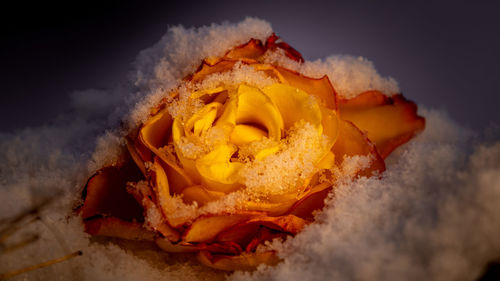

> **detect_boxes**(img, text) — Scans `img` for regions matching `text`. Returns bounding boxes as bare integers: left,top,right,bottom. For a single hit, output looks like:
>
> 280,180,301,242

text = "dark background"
2,0,499,132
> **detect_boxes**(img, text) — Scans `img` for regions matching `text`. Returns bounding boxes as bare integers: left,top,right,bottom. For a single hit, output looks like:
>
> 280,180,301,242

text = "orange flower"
79,34,425,271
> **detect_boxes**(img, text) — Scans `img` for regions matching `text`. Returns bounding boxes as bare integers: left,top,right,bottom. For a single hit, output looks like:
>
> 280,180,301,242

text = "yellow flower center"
172,82,339,197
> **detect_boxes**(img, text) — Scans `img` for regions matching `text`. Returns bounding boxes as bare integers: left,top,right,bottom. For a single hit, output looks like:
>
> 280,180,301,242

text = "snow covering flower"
79,35,425,271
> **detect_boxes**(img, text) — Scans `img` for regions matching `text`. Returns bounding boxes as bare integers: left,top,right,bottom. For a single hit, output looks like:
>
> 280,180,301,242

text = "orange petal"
157,153,193,195
158,239,243,255
158,240,243,255
338,90,390,107
265,33,304,63
197,250,280,271
181,185,225,205
201,242,243,255
133,133,154,164
332,119,386,177
339,91,425,158
182,213,257,243
139,108,173,156
224,38,266,61
81,163,144,221
245,227,287,253
245,215,307,234
84,217,155,241
242,200,297,216
216,221,262,248
149,157,189,235
289,186,332,220
126,136,147,176
274,65,337,110
155,237,199,253
126,179,180,242
188,59,237,83
216,215,306,250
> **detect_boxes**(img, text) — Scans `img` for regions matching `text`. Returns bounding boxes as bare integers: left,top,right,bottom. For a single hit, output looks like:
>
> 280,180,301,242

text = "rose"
80,35,425,271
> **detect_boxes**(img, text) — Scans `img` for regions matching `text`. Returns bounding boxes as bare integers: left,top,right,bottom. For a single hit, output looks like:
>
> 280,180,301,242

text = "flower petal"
157,238,243,255
183,213,256,243
195,144,244,192
274,65,337,110
126,178,180,241
339,91,425,158
139,108,172,155
289,182,333,220
172,118,202,184
235,84,284,141
332,119,386,177
242,199,297,216
126,136,147,176
245,227,287,253
155,238,199,253
261,83,323,133
215,215,306,252
265,33,304,63
197,251,280,271
181,185,225,205
185,102,222,137
224,38,266,61
320,106,339,147
190,86,226,101
137,109,197,189
160,154,193,194
81,164,144,221
230,124,268,146
188,59,236,83
315,106,340,171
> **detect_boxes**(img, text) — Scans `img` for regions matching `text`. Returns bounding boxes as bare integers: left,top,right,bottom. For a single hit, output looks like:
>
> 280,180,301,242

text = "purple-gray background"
2,0,499,132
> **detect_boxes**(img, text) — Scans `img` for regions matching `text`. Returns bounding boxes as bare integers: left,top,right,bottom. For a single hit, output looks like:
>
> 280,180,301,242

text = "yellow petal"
274,65,337,110
139,108,172,154
261,83,323,134
172,118,203,183
148,160,181,240
215,96,238,130
185,102,222,137
190,86,225,100
151,157,170,200
235,84,284,141
320,106,339,147
139,110,197,192
316,150,335,170
230,124,268,146
195,144,244,193
181,185,225,205
155,146,194,193
315,106,339,171
254,145,280,161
